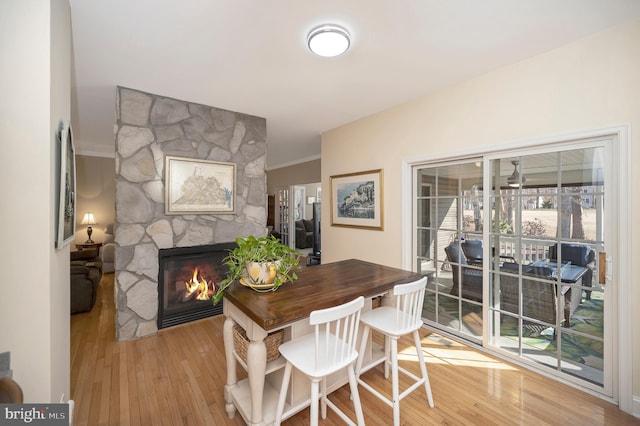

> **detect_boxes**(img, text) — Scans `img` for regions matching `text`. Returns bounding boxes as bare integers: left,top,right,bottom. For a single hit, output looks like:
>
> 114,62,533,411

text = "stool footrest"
358,365,427,405
356,378,393,408
357,354,386,376
325,398,359,426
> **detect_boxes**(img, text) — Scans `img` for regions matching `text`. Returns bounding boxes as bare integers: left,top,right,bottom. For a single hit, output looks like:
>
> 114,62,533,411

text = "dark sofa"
295,219,314,249
70,249,102,314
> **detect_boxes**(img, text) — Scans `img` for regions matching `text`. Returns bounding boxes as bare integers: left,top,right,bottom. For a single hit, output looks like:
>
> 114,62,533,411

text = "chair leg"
275,362,292,426
384,335,390,379
320,376,327,419
310,380,320,426
413,330,434,408
355,324,370,376
348,364,365,426
390,337,400,426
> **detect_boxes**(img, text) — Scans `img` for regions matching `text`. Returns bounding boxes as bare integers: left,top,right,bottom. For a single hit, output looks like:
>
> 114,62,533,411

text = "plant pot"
244,261,281,285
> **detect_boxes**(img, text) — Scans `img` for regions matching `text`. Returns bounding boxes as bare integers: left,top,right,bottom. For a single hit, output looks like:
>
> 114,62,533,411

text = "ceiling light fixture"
307,24,350,57
507,160,526,188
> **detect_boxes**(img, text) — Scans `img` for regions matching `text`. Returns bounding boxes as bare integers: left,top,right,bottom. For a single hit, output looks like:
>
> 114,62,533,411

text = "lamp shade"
81,212,96,225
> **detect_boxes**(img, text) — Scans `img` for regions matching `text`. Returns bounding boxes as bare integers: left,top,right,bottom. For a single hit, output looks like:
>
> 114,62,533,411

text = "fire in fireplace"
157,242,236,329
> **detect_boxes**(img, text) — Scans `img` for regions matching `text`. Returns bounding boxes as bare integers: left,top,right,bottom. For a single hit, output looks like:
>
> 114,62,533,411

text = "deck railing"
498,237,550,263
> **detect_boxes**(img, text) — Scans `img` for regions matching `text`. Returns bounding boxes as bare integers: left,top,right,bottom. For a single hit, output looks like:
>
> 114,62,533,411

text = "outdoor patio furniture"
461,239,483,265
499,262,558,328
548,243,595,300
461,238,516,265
444,242,483,301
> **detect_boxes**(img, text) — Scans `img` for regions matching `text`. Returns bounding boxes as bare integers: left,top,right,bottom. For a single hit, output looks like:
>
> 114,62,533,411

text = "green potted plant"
212,235,301,304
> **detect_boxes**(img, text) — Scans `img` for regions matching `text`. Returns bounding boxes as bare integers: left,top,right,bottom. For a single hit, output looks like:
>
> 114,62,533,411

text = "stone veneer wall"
114,87,267,340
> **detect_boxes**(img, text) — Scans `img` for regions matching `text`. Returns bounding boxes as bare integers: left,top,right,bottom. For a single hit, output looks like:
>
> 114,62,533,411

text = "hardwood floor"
71,273,639,425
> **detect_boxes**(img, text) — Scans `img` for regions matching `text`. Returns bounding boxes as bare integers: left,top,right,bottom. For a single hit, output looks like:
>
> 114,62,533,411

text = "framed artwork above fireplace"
165,156,236,215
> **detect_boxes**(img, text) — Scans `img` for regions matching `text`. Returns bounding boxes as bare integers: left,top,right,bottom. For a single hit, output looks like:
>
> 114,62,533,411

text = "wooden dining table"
222,258,421,425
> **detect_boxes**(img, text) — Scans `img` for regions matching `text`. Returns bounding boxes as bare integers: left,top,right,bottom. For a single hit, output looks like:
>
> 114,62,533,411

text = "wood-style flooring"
70,273,639,425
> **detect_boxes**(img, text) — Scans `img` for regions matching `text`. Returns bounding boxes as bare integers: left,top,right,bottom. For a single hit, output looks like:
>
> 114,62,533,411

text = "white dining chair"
274,296,366,426
355,277,434,426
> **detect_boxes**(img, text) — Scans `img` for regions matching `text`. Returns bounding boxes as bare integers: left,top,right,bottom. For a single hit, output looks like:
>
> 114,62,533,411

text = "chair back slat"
310,296,364,371
393,277,427,330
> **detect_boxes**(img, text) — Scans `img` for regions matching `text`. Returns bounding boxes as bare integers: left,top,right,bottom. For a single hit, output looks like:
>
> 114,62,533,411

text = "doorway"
410,132,626,399
275,183,321,256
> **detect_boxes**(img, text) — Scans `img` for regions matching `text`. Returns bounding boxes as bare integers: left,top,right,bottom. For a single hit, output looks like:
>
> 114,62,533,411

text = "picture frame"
56,121,76,248
330,169,383,230
165,156,236,215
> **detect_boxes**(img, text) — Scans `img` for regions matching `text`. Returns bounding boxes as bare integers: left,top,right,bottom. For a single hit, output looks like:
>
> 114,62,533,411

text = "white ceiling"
69,0,640,169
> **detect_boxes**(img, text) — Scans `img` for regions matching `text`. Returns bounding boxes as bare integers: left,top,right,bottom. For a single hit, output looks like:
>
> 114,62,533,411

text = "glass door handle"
598,252,611,284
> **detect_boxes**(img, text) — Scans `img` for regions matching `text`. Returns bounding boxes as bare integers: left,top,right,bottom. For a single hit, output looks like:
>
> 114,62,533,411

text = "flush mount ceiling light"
507,160,526,188
307,24,350,57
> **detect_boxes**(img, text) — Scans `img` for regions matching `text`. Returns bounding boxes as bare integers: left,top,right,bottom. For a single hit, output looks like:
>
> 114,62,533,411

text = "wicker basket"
233,324,283,363
372,296,383,309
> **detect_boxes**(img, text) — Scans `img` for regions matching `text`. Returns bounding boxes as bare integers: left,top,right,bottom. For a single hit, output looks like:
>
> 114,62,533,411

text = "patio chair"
461,239,483,265
499,262,558,332
444,242,483,301
548,243,595,300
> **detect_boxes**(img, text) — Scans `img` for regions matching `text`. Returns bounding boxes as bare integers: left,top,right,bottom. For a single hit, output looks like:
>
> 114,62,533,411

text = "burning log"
178,268,216,303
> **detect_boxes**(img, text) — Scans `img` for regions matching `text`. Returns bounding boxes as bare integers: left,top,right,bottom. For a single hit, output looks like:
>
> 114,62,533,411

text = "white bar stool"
355,277,434,425
275,296,366,426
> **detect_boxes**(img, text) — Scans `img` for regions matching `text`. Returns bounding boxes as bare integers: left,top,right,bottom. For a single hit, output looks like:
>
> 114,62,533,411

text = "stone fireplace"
114,87,267,340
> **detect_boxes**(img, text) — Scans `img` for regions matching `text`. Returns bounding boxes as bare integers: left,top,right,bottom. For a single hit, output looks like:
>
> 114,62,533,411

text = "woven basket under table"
233,324,283,363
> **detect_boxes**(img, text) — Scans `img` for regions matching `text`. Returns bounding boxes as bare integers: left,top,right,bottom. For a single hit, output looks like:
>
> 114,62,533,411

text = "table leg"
246,326,267,426
223,315,237,419
563,288,571,326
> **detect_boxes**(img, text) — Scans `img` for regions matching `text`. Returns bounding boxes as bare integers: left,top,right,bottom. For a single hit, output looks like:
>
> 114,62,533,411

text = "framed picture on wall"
165,156,236,214
56,121,76,248
330,169,383,230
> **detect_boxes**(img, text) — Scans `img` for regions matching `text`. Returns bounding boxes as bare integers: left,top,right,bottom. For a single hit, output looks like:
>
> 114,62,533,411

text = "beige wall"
322,20,639,406
266,159,321,194
0,0,71,402
74,155,116,246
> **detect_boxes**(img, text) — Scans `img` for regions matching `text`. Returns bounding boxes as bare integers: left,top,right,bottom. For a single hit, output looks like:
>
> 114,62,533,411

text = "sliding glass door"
414,140,613,395
487,146,607,389
416,159,484,341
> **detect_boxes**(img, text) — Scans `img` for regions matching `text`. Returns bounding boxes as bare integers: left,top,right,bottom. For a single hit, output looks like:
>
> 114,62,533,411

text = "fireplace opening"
158,242,236,329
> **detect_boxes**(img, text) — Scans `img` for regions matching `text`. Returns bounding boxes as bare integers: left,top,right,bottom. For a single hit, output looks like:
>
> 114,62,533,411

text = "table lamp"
81,212,96,243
